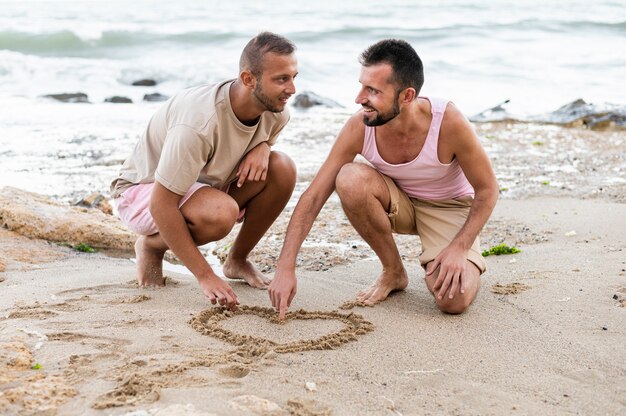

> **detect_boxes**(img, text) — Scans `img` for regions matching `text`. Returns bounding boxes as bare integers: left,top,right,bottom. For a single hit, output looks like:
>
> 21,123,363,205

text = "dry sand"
1,196,625,415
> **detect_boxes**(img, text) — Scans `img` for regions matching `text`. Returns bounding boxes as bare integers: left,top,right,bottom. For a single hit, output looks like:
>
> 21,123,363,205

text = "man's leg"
135,186,239,286
335,163,409,305
415,197,485,314
224,151,297,288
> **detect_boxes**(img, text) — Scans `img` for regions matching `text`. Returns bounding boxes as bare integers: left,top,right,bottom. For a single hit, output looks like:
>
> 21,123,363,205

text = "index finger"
224,291,239,311
237,166,250,187
279,297,288,321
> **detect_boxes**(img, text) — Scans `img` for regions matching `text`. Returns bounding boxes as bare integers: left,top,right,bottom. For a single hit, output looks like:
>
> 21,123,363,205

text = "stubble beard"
254,83,283,113
362,99,400,127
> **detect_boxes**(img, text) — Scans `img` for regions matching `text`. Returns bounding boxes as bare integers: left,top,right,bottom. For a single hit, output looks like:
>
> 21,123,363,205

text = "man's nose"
355,89,366,104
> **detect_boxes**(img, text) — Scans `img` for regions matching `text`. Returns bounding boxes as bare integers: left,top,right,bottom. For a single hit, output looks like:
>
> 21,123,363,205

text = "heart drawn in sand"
189,305,374,354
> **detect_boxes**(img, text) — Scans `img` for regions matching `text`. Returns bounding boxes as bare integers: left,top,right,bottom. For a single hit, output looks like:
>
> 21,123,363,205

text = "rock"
105,96,133,104
470,99,626,130
531,99,626,130
292,91,343,109
469,99,515,122
143,93,169,102
43,93,90,103
0,187,135,251
0,258,5,273
132,79,157,86
74,192,113,215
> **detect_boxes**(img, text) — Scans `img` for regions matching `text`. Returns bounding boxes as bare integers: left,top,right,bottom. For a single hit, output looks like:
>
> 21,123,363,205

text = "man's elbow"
475,180,499,208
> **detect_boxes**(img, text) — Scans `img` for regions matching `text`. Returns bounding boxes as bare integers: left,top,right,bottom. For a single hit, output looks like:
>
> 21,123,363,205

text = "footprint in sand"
6,308,58,319
46,331,132,353
218,364,251,378
55,282,137,297
491,282,531,295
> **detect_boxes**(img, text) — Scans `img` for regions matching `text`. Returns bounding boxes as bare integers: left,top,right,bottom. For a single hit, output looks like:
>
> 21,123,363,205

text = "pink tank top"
361,97,474,200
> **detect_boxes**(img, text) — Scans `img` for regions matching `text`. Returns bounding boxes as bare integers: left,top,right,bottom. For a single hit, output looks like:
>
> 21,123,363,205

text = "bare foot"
356,268,409,306
223,257,270,289
134,236,166,287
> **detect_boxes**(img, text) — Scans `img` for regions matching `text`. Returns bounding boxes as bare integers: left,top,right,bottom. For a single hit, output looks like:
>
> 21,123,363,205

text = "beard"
362,96,401,127
253,83,284,113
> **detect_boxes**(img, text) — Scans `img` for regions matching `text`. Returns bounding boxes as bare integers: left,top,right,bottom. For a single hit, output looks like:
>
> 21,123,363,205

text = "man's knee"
268,151,297,187
186,194,239,242
335,163,373,199
435,295,473,314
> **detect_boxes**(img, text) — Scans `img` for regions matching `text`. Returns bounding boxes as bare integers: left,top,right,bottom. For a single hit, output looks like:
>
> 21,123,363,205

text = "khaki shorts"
380,173,486,273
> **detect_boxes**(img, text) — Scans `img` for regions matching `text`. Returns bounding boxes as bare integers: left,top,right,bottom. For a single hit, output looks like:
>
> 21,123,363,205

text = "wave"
1,19,623,56
0,30,239,56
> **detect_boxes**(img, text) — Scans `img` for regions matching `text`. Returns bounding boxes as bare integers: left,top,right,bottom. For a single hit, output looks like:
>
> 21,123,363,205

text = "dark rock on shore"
470,100,515,123
531,99,626,130
293,91,344,109
105,96,133,104
74,192,113,215
43,93,90,103
143,93,169,102
471,99,626,130
132,79,157,86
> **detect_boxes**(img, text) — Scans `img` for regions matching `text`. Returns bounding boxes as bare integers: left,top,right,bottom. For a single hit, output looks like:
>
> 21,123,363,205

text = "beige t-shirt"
110,79,289,198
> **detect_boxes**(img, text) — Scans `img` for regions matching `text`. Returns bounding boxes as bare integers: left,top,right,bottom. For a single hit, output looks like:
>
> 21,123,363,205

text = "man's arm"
269,114,365,319
427,104,499,299
150,183,239,309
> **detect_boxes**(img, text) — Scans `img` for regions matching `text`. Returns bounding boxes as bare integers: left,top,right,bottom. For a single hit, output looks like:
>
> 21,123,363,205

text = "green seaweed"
31,363,42,370
482,244,521,257
74,243,96,253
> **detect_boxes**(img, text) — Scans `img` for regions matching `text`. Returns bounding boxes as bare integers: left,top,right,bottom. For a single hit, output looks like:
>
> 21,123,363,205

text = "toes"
357,286,376,301
363,298,379,306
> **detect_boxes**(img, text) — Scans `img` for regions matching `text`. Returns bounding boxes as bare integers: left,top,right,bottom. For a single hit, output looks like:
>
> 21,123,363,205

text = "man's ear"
400,87,417,104
240,70,257,90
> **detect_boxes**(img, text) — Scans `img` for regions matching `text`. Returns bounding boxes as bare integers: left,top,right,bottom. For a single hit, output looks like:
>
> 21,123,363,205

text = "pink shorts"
115,182,244,236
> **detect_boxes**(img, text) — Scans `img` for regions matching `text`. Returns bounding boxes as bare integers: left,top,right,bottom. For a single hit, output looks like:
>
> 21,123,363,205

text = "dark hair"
359,39,424,94
239,32,296,77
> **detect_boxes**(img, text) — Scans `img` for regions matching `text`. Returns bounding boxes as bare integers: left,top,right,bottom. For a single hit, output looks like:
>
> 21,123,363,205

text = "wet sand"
1,122,625,415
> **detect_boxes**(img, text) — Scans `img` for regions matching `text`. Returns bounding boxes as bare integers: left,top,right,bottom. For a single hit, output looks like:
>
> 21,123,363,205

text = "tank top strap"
362,125,376,156
420,97,449,157
428,97,449,115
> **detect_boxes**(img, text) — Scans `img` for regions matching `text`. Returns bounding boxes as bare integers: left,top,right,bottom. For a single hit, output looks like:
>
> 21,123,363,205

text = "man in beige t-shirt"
111,32,298,310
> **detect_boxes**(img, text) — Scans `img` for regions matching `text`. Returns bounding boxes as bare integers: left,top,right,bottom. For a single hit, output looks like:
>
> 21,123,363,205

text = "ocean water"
1,0,625,199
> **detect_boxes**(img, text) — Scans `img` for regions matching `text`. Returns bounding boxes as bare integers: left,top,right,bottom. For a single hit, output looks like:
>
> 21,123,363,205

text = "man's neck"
379,99,427,139
229,80,263,125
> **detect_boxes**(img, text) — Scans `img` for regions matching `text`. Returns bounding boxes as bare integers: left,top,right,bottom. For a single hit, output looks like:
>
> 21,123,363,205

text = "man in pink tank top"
269,39,498,319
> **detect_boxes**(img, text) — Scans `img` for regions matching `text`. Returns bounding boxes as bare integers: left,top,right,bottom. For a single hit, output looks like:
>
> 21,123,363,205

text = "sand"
1,119,624,415
1,195,625,415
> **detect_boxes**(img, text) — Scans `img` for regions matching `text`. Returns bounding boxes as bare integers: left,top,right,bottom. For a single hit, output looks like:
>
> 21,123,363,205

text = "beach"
1,1,626,414
1,119,625,415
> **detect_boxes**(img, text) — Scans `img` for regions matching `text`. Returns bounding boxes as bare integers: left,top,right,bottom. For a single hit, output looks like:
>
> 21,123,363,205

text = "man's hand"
426,244,468,300
237,142,271,187
268,269,297,320
198,274,240,311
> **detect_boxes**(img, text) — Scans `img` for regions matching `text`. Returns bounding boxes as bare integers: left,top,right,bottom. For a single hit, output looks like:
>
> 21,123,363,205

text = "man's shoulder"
168,82,231,133
344,112,366,134
439,101,471,132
